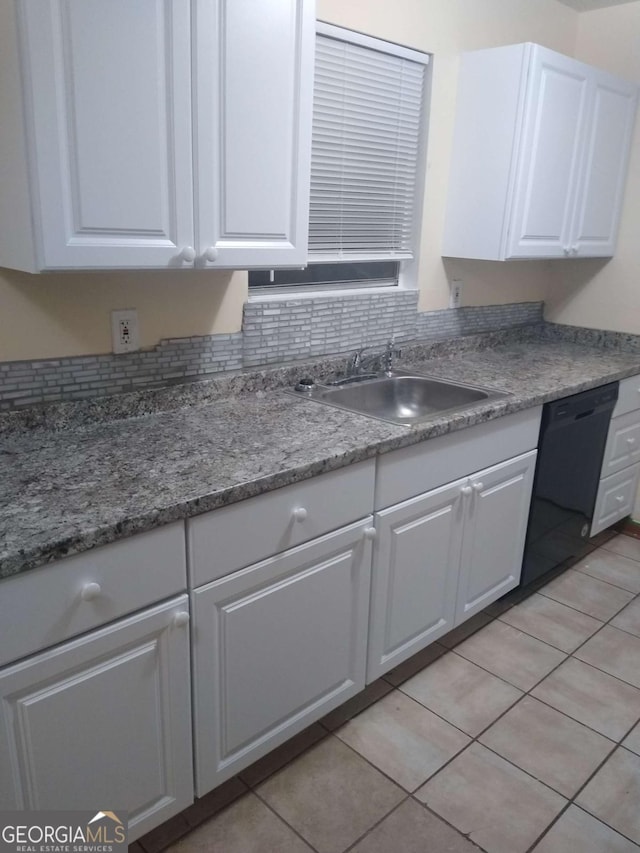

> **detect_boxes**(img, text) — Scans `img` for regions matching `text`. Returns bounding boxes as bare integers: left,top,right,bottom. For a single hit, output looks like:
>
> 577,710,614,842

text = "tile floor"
135,532,640,853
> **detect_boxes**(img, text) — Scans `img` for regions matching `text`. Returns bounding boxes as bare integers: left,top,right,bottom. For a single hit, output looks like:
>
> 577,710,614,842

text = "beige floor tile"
531,657,640,741
539,569,634,621
167,793,312,853
479,696,613,797
532,805,639,853
350,799,479,853
575,625,640,689
256,737,404,853
416,743,566,853
603,534,640,563
320,679,393,731
574,550,640,593
240,724,326,787
623,723,640,756
499,592,603,652
438,611,493,649
454,620,566,691
612,597,640,639
335,689,470,791
400,651,522,736
577,747,640,845
382,642,445,687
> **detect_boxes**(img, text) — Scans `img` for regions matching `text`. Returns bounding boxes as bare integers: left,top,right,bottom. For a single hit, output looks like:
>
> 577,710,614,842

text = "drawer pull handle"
173,611,190,628
460,485,473,497
616,495,625,504
292,507,308,522
472,481,484,492
80,582,102,601
363,527,377,541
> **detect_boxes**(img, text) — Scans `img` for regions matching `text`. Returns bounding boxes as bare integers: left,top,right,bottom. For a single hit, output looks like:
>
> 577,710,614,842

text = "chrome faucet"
348,337,402,377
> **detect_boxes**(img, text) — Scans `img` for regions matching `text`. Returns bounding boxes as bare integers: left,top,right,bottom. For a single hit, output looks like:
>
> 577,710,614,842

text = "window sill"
248,283,417,302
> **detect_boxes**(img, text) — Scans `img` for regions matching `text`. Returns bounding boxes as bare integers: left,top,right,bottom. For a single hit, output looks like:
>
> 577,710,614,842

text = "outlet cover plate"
449,279,463,309
111,308,139,354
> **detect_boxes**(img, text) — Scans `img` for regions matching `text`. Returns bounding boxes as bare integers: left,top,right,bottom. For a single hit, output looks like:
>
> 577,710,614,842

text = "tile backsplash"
0,297,543,410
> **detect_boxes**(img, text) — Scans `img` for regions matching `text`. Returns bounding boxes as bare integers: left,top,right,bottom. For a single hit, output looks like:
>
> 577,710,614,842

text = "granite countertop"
3,326,640,580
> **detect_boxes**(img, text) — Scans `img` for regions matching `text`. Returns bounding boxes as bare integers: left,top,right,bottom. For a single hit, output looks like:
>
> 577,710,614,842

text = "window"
249,24,430,293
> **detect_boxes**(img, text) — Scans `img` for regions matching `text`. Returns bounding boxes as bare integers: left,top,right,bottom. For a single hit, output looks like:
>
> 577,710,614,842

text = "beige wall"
0,0,579,362
0,268,246,361
318,0,577,315
545,1,640,335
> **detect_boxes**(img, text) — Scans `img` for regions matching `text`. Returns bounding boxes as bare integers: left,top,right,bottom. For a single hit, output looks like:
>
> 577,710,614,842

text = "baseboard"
618,517,640,540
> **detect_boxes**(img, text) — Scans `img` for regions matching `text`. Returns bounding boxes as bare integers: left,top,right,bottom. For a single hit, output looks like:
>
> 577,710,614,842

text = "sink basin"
294,370,508,426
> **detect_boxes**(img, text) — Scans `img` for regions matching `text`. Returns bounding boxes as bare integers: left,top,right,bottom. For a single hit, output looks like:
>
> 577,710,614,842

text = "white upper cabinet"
442,43,638,261
193,0,314,268
0,0,313,271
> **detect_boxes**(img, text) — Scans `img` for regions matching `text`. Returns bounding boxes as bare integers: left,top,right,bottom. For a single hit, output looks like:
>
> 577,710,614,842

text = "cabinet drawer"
188,459,375,587
0,523,186,668
375,407,541,510
602,410,640,477
591,463,640,536
614,374,640,417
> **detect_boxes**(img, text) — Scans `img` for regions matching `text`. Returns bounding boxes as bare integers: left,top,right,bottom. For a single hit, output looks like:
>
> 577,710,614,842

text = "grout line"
250,787,324,853
572,564,640,595
340,795,412,853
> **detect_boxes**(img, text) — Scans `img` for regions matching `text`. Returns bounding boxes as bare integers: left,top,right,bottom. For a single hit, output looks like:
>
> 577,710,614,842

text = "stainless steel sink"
292,370,509,426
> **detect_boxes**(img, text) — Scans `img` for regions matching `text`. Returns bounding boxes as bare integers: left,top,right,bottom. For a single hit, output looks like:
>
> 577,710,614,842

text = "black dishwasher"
521,382,618,588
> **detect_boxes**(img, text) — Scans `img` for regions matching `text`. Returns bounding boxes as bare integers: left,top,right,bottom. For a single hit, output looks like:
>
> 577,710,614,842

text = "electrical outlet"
111,309,139,354
449,279,463,309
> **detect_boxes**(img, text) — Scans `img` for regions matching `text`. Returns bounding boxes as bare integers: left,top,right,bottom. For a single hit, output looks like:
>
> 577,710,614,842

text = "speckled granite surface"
2,325,640,579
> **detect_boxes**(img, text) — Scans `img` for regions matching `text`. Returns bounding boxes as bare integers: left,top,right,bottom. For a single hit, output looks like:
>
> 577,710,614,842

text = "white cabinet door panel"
367,480,465,682
21,0,194,269
456,451,536,623
571,73,638,256
192,519,371,794
194,0,313,267
0,597,193,842
507,46,589,258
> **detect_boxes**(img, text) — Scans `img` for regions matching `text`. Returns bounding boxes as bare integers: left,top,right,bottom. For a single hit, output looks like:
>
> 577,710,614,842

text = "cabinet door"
193,0,314,268
506,46,589,259
367,480,465,682
192,519,372,794
456,451,537,623
570,70,637,257
0,597,193,843
20,0,194,270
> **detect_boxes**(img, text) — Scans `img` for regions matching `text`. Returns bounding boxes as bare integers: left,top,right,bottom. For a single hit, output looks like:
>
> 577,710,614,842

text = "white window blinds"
309,29,428,263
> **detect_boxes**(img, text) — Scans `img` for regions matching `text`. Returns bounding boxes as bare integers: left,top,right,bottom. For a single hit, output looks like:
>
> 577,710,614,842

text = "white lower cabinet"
191,519,373,795
592,462,640,536
456,451,538,623
367,450,537,681
0,596,193,842
367,479,465,682
592,374,640,535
